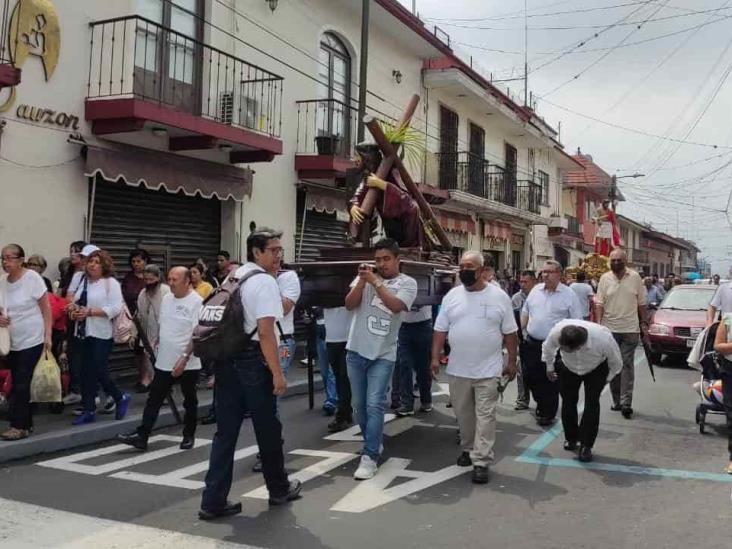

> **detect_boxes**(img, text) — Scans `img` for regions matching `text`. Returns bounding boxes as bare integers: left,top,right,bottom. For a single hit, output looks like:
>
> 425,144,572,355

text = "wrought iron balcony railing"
87,15,283,137
295,98,358,157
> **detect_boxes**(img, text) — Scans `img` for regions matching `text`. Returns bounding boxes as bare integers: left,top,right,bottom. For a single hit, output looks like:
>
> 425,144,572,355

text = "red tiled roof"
562,154,612,187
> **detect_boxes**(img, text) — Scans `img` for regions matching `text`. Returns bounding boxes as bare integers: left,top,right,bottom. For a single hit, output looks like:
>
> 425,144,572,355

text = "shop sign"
15,103,79,129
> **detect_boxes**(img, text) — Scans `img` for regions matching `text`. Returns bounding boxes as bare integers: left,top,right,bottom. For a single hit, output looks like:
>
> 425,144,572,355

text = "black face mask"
145,282,159,291
459,269,479,287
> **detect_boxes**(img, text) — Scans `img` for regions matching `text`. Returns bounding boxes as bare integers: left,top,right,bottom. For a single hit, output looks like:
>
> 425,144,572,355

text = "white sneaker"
98,395,116,414
62,392,81,405
354,455,378,480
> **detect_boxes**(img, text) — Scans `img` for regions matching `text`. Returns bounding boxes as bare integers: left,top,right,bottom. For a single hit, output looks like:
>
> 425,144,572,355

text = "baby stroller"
693,321,728,434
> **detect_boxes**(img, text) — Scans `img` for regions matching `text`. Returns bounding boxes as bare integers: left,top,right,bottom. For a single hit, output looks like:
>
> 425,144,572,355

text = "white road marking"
0,497,265,549
330,459,469,513
111,445,259,489
243,450,359,499
36,435,211,475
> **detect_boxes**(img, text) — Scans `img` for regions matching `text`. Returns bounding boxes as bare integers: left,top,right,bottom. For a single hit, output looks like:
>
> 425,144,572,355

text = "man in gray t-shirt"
345,239,418,481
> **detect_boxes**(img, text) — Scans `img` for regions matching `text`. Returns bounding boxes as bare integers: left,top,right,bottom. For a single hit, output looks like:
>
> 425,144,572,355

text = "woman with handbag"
0,244,52,440
69,249,131,425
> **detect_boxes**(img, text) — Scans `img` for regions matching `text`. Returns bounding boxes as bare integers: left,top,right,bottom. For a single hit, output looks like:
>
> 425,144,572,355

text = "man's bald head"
168,265,191,297
609,249,627,261
460,251,484,267
609,249,627,274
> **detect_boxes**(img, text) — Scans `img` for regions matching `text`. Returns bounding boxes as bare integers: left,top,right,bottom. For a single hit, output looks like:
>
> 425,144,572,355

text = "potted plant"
315,133,342,155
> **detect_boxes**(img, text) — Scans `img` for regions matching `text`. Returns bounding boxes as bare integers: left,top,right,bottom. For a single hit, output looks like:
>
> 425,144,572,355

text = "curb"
0,378,322,464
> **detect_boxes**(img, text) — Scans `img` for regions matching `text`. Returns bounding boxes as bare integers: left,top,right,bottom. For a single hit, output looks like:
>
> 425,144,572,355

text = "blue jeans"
201,347,290,511
346,351,395,460
279,337,297,379
316,325,338,410
396,320,433,409
75,337,121,413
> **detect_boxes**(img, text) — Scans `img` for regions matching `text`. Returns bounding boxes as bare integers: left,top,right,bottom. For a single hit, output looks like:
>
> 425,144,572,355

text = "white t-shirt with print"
277,270,301,336
435,284,518,379
346,273,418,361
234,263,283,342
156,291,203,371
2,270,47,351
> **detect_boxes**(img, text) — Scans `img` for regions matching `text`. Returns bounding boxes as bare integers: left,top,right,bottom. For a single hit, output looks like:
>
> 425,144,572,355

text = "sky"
399,0,732,274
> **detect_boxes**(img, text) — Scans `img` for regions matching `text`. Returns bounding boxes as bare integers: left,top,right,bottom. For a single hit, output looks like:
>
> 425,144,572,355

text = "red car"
647,284,717,365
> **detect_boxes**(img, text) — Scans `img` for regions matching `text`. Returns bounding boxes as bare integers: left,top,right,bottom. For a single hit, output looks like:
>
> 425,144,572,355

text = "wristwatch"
373,279,384,289
181,352,190,359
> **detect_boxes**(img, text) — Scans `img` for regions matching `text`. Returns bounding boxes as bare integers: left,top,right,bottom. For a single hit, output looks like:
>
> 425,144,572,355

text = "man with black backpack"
196,228,301,520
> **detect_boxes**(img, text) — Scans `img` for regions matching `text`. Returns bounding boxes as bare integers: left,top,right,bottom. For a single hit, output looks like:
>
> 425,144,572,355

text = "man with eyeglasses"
521,260,583,426
199,228,300,520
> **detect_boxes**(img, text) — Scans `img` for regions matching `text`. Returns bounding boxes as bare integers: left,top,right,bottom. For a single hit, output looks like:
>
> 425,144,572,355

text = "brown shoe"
1,428,29,441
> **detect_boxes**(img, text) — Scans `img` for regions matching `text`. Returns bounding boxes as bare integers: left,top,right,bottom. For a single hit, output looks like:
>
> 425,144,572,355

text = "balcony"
85,16,283,164
436,151,542,217
295,98,358,179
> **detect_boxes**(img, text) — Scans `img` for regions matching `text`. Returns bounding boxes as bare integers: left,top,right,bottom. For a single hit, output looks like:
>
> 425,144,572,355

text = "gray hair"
543,259,563,273
460,251,484,267
609,249,628,261
143,264,161,277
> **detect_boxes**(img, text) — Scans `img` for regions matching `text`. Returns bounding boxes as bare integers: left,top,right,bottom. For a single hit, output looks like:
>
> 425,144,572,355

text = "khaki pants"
448,375,500,467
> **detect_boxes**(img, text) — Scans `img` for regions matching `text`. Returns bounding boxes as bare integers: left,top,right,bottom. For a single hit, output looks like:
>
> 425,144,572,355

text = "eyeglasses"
26,262,42,268
1,255,21,261
265,246,284,256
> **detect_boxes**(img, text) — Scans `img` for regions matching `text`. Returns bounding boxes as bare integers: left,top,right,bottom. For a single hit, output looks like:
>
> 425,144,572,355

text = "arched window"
317,32,352,150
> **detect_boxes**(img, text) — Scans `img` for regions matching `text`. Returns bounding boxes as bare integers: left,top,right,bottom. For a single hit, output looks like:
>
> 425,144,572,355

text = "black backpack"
192,270,266,362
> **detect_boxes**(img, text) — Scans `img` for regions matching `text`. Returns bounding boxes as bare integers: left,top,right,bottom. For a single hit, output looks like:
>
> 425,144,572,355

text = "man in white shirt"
511,270,536,411
521,260,583,426
200,229,301,520
345,239,418,480
276,270,301,379
543,320,622,462
117,266,201,452
707,267,732,326
432,251,518,484
570,271,594,321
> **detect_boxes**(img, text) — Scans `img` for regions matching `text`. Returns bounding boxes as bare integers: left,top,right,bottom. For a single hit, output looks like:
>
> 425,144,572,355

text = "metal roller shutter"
294,210,349,262
90,176,222,377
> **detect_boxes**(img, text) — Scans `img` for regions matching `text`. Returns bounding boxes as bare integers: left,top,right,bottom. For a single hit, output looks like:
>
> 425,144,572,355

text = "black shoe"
327,418,352,433
563,440,578,452
134,382,150,394
322,406,336,417
116,431,148,451
621,406,633,419
457,451,472,467
198,500,242,521
180,436,195,450
578,446,593,462
537,416,555,427
269,480,302,506
472,465,490,484
610,403,622,412
252,455,263,473
199,414,216,425
395,405,415,417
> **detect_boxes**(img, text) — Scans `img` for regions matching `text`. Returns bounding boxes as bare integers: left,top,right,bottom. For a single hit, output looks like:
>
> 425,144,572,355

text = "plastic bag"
30,352,62,403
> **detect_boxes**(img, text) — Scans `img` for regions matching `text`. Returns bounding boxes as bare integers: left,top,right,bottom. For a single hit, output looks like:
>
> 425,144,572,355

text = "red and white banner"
483,221,512,241
437,212,476,234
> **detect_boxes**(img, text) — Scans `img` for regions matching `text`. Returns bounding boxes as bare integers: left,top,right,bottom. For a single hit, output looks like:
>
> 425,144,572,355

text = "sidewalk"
0,362,322,464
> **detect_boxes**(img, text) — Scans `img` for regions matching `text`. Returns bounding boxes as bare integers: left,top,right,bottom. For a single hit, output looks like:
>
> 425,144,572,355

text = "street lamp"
609,173,644,203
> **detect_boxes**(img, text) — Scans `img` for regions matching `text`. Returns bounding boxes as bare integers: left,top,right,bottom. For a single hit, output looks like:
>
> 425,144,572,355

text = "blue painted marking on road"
515,353,732,483
516,455,732,483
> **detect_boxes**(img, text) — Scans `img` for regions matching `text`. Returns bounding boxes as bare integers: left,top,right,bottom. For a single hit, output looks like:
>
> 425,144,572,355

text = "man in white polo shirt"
117,266,202,451
543,320,622,462
521,260,583,426
432,251,518,484
707,267,732,326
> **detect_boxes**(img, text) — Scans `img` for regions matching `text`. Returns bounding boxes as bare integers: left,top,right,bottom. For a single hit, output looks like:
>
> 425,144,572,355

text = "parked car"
647,284,717,365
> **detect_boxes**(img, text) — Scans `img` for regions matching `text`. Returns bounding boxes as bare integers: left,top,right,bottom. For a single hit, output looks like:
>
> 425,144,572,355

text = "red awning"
437,211,476,234
84,141,253,201
483,220,512,241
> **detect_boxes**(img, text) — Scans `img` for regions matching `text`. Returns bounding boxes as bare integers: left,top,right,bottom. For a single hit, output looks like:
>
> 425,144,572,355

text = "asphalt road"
1,350,731,549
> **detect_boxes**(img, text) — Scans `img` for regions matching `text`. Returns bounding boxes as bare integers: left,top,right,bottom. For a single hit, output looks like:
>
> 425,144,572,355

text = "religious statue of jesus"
594,199,621,256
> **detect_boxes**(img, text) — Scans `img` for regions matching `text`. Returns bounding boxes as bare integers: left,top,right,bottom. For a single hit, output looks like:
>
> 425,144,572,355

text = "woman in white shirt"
69,250,131,425
0,244,52,440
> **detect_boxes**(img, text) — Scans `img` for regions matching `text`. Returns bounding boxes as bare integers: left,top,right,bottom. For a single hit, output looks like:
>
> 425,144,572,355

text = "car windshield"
659,288,716,311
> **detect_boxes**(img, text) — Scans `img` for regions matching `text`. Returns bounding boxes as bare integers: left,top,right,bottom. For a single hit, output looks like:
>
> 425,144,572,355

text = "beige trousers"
448,375,500,467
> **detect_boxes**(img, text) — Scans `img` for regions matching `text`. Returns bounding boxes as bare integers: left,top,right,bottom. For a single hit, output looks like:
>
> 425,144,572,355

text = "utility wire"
425,1,659,22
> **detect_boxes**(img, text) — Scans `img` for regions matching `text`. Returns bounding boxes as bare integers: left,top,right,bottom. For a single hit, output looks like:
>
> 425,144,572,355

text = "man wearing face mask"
595,249,647,419
432,251,518,484
521,260,583,426
136,265,171,390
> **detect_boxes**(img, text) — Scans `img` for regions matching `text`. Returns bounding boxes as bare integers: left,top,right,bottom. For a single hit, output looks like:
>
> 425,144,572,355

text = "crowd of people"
3,232,732,518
